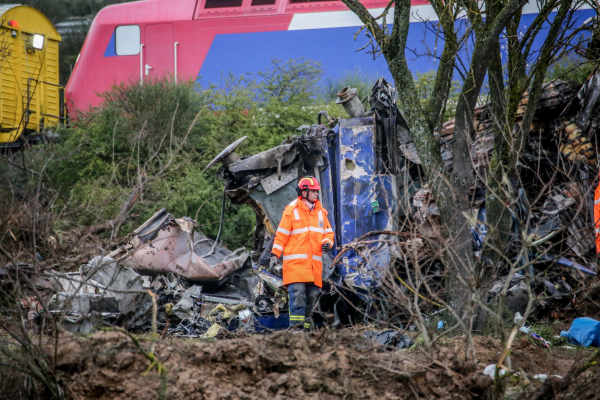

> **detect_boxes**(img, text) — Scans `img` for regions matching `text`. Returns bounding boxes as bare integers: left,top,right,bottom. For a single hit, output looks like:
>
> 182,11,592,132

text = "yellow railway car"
0,4,62,147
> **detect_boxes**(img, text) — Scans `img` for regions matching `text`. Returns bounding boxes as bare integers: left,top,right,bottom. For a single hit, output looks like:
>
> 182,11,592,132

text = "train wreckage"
9,72,600,337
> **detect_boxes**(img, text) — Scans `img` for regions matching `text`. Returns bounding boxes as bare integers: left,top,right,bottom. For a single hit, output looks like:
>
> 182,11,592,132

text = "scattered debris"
48,293,119,314
81,256,153,329
41,256,153,332
362,329,414,351
483,364,506,378
164,317,212,338
172,285,202,321
203,322,222,339
530,332,552,348
15,73,600,339
514,312,524,324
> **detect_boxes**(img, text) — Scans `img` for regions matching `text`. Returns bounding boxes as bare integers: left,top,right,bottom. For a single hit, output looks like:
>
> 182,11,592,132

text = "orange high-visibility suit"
271,197,334,288
595,177,600,254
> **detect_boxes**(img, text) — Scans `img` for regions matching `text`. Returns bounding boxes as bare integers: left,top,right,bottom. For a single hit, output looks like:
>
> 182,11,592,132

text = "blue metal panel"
332,118,399,294
317,132,339,280
337,118,376,243
254,314,289,332
318,133,338,250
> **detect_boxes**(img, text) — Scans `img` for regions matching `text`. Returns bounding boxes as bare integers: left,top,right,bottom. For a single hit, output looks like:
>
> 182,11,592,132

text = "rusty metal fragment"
113,209,249,282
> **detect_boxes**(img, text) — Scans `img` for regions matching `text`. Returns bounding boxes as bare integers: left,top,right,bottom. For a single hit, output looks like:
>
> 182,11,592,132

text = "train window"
251,0,276,5
204,0,243,8
289,0,336,3
115,25,140,56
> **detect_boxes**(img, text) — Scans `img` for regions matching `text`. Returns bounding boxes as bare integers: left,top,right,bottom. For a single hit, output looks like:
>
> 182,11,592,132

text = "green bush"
547,53,596,85
414,70,460,121
15,59,344,250
322,69,378,102
323,69,460,120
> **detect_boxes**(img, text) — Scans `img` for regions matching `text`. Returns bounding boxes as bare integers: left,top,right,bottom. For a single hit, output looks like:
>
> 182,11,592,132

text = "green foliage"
414,71,460,121
86,77,208,153
322,69,378,102
49,78,206,197
256,58,322,105
322,69,462,121
547,54,596,85
480,302,515,337
8,59,344,250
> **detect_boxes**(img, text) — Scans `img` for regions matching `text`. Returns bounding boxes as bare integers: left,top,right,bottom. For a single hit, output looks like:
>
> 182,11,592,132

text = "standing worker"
267,176,334,330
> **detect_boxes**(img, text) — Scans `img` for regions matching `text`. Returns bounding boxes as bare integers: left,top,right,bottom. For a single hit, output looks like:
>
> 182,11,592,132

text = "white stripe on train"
288,2,592,31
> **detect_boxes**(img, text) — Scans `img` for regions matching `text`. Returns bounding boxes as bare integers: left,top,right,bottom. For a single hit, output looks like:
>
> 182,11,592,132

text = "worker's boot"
304,320,314,332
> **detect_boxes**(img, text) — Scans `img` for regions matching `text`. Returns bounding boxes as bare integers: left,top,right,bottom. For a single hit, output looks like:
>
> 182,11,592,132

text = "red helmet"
298,176,321,191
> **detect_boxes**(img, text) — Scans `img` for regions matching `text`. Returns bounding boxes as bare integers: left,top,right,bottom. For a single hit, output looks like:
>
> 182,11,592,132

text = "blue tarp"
560,317,600,347
254,314,289,332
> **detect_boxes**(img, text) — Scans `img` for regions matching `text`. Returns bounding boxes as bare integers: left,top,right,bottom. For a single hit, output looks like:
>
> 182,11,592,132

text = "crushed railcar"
15,74,600,337
204,78,420,324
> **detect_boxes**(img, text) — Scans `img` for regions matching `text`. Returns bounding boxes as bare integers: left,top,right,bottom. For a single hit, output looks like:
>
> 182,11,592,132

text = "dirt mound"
471,336,576,377
58,330,493,400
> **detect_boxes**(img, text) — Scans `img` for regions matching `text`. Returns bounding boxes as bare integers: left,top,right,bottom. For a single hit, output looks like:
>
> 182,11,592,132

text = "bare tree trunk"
340,0,526,331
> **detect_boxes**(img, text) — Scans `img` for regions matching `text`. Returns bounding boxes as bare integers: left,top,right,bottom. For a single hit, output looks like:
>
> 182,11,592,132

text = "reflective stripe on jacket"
272,197,334,288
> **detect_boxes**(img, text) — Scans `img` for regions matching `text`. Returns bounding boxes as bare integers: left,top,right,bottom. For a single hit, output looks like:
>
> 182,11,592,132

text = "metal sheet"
203,136,247,173
120,212,249,282
130,208,171,242
229,144,296,173
254,314,290,332
200,296,254,307
333,117,399,294
576,72,600,130
249,179,298,230
318,130,339,279
260,165,298,195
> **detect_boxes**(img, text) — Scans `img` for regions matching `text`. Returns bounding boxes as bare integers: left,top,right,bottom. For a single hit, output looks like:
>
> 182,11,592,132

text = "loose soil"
43,328,589,400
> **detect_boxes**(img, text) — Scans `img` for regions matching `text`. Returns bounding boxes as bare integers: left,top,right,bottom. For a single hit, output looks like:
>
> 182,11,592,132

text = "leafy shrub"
322,69,378,102
547,53,596,85
7,59,344,250
414,70,460,121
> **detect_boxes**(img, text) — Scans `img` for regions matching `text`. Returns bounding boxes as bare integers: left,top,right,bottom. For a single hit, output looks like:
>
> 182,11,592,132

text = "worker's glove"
268,254,278,272
322,242,331,252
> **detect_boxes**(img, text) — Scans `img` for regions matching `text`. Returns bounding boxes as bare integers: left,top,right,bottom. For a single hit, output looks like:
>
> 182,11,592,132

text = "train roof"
92,0,423,24
95,0,197,25
0,4,61,40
